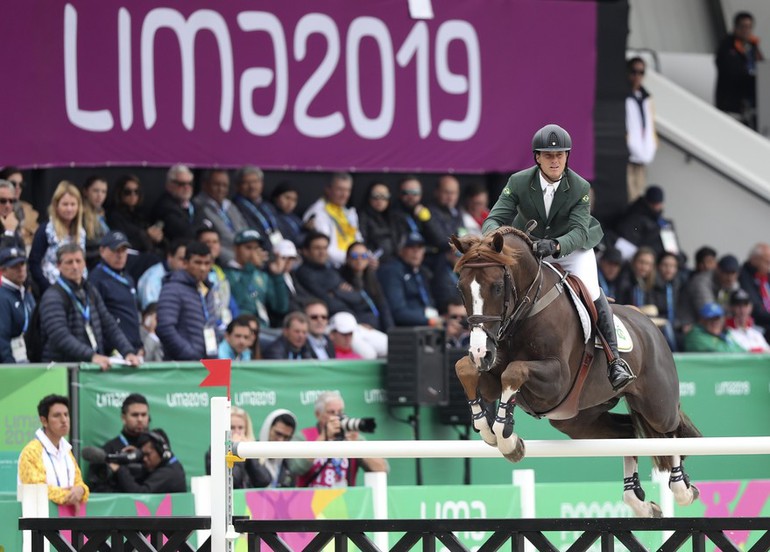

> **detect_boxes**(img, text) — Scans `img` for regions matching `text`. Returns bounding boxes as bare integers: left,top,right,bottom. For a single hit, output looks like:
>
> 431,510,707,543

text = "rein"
462,257,545,343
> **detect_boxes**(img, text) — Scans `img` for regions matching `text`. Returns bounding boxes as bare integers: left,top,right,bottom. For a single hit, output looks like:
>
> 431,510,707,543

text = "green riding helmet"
532,124,572,152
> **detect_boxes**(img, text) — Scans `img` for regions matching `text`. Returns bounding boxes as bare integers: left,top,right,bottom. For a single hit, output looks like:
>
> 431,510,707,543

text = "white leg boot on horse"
594,291,636,391
493,388,525,462
669,454,700,506
622,456,662,518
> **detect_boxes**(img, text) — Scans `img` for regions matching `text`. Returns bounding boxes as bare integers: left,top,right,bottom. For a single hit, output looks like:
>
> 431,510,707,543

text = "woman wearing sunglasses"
358,182,399,263
107,175,165,256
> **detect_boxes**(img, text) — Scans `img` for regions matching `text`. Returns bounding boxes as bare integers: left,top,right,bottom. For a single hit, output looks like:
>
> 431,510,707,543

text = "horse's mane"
454,226,533,271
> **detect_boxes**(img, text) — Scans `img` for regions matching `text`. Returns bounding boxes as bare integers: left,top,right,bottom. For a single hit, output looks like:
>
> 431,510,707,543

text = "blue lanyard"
360,290,380,318
186,203,195,223
666,283,674,323
282,214,301,235
633,285,644,307
38,438,70,487
406,216,419,233
118,434,129,446
413,272,431,306
56,277,90,322
98,263,136,294
217,204,235,232
236,196,276,233
20,293,30,333
199,291,210,323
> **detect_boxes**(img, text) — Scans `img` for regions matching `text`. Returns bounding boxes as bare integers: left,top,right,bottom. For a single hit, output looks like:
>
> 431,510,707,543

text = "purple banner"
1,1,597,175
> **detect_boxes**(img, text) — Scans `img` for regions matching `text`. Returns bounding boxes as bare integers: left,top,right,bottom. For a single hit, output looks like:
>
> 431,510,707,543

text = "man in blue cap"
683,302,744,353
89,231,143,355
0,246,35,362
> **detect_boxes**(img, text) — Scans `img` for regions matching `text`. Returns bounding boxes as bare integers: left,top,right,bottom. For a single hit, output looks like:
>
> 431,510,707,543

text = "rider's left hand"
533,239,559,258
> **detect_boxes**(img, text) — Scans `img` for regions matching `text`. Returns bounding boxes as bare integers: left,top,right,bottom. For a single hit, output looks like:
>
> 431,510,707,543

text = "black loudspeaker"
438,348,473,425
387,327,448,406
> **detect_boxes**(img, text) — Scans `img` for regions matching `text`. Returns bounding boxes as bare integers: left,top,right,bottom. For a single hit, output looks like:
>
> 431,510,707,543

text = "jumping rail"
232,435,770,459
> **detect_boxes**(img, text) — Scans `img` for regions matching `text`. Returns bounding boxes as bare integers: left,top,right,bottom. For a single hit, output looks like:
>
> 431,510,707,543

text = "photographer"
86,393,150,492
291,391,388,488
110,429,186,493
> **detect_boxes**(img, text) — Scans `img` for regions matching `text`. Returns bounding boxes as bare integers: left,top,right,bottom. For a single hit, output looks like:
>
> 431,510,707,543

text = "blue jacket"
377,258,435,326
89,263,142,351
0,280,35,363
40,278,135,362
156,270,217,361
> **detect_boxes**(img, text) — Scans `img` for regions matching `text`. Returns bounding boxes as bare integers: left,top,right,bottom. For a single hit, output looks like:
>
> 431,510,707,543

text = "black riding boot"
594,291,636,391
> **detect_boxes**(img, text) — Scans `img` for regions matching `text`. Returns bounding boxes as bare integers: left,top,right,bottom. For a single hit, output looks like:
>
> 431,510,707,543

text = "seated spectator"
262,311,314,360
0,247,35,363
619,247,657,308
275,239,310,313
597,247,631,302
327,312,362,359
339,241,393,334
378,232,441,327
236,312,262,360
459,182,489,238
39,244,140,370
106,174,165,258
429,247,463,309
290,391,388,488
193,169,248,265
683,303,744,353
137,239,187,310
652,251,684,350
109,429,186,493
196,224,234,332
0,167,38,247
726,288,770,353
224,229,290,329
218,317,254,361
269,181,305,248
303,300,335,359
358,182,399,262
150,164,197,242
140,303,164,362
18,395,89,509
232,165,283,254
302,173,363,268
692,246,718,277
679,254,740,329
738,243,770,336
615,185,680,259
425,174,465,255
257,409,298,487
0,179,25,250
89,231,143,354
156,241,219,360
443,299,470,349
393,176,443,255
81,175,111,269
29,181,86,293
205,407,271,489
87,393,150,492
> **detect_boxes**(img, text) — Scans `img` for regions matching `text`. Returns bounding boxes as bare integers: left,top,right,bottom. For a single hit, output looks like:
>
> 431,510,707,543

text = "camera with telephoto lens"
334,416,376,440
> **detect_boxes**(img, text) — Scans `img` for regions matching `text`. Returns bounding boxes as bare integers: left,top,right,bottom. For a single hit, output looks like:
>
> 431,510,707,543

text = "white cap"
328,312,358,334
276,239,298,258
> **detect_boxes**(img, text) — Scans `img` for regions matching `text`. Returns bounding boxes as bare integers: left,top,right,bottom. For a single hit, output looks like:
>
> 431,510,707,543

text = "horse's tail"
628,407,701,472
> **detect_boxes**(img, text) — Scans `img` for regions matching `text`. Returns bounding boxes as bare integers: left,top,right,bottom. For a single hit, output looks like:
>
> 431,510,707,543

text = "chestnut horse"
451,227,700,517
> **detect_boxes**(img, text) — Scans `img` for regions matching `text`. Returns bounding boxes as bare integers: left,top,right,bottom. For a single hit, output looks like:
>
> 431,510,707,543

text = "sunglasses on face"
0,198,17,205
349,252,369,260
309,314,328,320
172,179,193,187
122,188,140,196
401,189,421,196
370,193,391,201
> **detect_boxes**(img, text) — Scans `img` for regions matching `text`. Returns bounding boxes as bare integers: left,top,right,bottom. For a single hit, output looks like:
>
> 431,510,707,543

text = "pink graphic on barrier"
698,480,770,550
135,494,174,546
245,490,318,550
57,503,88,544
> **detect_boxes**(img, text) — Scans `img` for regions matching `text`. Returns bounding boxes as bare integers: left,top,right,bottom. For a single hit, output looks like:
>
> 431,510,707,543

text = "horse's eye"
492,282,503,296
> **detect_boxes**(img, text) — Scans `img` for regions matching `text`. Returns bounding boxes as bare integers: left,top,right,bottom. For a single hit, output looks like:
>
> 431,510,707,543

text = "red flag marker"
200,359,232,400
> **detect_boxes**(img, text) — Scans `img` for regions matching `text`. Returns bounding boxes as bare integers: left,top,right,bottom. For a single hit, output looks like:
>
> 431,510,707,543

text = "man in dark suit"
262,312,314,360
150,165,197,242
483,124,634,391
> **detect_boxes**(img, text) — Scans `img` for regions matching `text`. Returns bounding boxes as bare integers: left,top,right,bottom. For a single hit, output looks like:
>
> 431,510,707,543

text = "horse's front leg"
494,360,531,463
455,355,498,446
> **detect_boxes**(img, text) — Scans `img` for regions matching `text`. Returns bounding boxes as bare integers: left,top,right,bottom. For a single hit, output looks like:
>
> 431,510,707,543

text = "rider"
481,123,635,391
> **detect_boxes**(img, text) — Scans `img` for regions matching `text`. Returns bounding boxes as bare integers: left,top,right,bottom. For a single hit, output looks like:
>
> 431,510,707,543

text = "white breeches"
544,248,600,301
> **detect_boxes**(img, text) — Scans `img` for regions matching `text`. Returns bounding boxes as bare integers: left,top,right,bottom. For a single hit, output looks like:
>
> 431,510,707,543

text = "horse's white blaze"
469,278,487,365
495,387,518,455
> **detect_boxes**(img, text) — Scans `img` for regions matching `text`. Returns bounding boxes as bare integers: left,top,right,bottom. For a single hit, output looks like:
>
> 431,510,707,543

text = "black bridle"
461,258,545,344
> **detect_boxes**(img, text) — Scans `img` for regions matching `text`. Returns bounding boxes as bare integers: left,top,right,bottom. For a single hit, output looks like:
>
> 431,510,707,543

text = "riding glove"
533,239,559,258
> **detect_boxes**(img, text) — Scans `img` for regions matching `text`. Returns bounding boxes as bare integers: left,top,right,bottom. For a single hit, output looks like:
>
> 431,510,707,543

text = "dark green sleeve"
482,175,519,234
554,181,592,257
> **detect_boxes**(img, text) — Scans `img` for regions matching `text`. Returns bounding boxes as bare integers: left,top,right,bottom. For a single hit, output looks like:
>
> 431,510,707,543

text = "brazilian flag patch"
581,194,590,203
503,187,512,196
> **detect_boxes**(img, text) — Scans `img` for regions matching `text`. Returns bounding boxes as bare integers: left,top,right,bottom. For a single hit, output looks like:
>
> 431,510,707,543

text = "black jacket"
114,457,186,493
89,263,142,351
156,270,216,361
150,192,196,243
87,430,146,493
358,205,399,262
0,281,35,363
262,336,314,360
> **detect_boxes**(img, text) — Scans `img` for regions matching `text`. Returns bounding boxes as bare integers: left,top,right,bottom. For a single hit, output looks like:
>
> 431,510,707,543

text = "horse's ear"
450,235,466,254
492,232,505,253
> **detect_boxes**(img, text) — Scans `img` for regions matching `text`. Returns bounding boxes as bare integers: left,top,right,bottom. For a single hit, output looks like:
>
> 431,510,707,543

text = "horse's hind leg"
669,455,699,506
623,456,662,518
455,355,498,446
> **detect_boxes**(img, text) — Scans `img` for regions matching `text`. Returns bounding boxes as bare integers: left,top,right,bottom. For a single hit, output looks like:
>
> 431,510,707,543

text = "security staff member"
482,124,635,391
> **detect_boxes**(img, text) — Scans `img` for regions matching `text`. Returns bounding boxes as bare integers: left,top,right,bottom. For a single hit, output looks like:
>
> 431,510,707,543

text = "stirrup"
608,358,636,391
